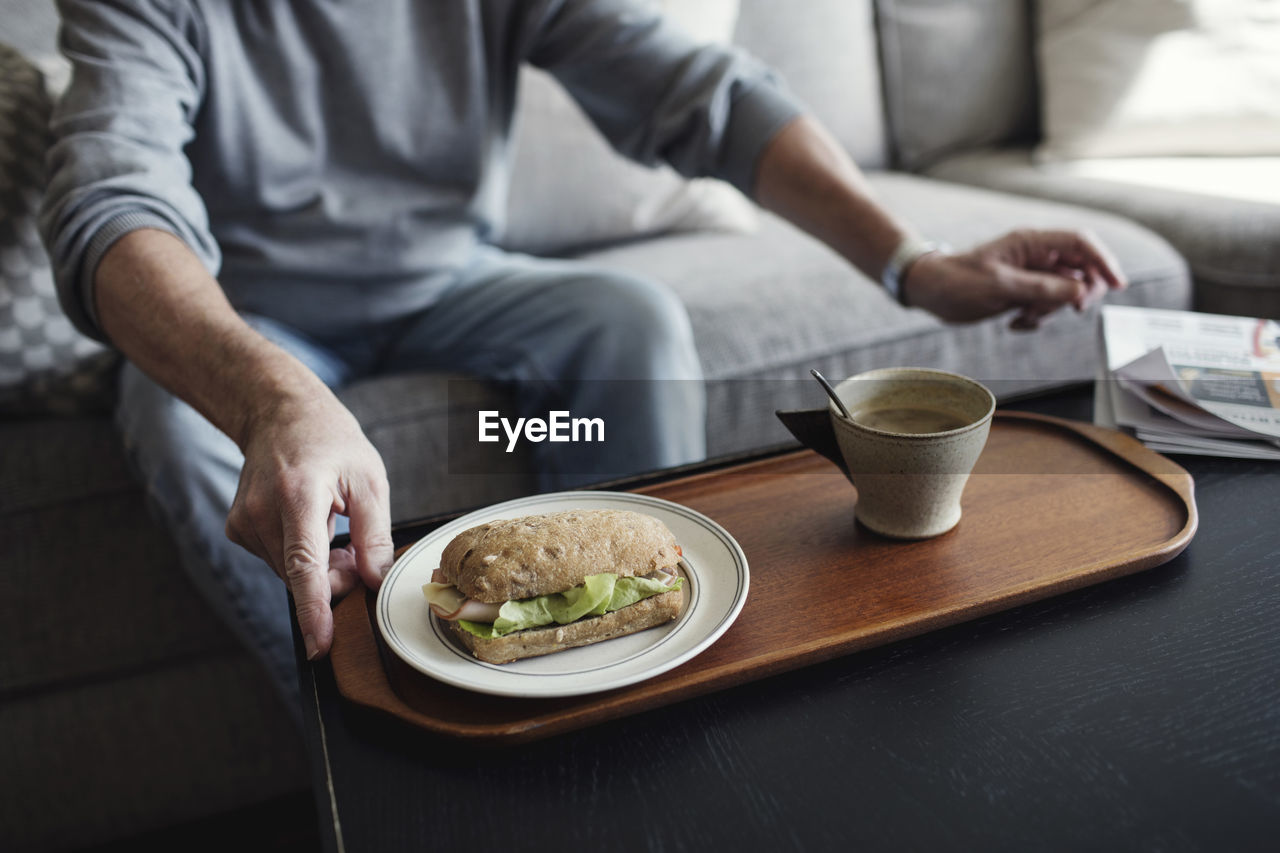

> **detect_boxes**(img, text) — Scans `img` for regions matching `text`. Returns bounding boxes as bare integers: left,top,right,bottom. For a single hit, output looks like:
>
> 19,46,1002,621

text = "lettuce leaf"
456,573,682,639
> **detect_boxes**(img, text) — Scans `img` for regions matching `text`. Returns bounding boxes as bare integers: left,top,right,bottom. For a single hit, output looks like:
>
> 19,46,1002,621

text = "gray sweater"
40,0,802,341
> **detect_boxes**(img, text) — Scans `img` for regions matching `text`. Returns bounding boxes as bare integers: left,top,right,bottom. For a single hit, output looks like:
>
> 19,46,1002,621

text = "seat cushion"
578,171,1192,456
927,148,1280,318
1,654,307,852
0,416,243,694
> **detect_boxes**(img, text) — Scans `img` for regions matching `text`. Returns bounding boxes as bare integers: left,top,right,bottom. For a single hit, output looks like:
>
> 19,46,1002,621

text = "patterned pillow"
0,43,117,415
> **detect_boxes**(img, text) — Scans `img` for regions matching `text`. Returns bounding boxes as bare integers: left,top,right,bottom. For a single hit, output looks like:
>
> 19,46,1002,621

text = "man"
41,0,1124,713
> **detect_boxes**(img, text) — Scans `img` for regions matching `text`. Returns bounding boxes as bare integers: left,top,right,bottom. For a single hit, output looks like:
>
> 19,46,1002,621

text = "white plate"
376,491,749,698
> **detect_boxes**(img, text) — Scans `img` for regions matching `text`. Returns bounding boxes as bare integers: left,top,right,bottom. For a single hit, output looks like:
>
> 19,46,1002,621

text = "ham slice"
422,581,502,622
651,568,679,587
448,599,503,622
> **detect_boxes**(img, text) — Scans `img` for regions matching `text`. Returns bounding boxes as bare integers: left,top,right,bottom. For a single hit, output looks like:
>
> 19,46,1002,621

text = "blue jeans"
115,248,706,720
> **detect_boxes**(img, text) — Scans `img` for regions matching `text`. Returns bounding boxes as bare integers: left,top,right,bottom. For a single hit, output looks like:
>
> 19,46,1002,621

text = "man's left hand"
901,229,1128,331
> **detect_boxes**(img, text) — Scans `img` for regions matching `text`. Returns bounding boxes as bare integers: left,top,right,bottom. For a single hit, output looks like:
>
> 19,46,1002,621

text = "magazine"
1096,305,1280,460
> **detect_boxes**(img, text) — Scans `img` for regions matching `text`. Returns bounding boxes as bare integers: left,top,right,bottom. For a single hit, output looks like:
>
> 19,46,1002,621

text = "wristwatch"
881,235,948,305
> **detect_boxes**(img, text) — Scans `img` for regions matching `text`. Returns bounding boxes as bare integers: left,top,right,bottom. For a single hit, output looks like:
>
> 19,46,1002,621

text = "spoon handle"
810,369,852,420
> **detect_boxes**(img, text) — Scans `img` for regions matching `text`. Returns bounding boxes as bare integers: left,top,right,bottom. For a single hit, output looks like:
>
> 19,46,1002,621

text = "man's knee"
564,271,700,379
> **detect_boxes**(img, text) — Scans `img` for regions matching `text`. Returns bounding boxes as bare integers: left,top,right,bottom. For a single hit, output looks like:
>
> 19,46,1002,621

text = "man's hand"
226,391,394,661
899,229,1127,331
95,229,395,663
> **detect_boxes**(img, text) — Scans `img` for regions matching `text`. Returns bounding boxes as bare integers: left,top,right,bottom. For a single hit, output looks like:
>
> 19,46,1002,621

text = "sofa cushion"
500,0,760,257
874,0,1038,170
1036,0,1280,161
0,1,61,73
502,0,890,256
0,414,137,514
735,0,888,169
0,43,118,415
926,148,1280,318
1,654,306,852
579,171,1191,456
0,416,243,696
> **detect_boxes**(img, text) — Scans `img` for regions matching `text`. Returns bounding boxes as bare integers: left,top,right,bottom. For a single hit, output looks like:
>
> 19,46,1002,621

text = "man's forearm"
96,227,394,660
753,115,911,284
95,228,332,449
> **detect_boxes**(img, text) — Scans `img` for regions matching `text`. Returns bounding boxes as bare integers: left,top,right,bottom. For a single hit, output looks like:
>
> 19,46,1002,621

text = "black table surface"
295,386,1280,852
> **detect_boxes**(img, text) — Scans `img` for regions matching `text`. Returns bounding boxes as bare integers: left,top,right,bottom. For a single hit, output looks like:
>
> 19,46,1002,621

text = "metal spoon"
810,368,852,420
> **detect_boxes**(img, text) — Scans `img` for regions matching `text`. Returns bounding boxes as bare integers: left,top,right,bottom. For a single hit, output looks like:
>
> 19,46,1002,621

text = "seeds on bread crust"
440,509,680,602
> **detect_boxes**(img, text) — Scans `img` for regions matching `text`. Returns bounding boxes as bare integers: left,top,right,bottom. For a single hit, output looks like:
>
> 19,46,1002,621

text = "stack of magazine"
1096,305,1280,460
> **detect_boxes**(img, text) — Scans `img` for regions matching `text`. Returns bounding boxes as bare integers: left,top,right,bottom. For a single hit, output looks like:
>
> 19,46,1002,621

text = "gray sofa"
11,0,1273,849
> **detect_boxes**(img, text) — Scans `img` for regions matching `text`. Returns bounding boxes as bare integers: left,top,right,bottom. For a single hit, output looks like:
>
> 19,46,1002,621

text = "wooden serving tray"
329,412,1197,743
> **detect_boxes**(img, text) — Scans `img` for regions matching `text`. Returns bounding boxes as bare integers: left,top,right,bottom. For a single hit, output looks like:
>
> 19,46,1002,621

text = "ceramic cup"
828,367,995,539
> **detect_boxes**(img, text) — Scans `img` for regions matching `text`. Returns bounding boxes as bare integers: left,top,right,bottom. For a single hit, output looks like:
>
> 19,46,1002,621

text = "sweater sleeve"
38,0,219,343
523,0,804,197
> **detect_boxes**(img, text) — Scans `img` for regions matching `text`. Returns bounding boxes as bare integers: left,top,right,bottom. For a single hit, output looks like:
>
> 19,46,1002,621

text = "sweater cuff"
719,78,806,198
75,210,184,342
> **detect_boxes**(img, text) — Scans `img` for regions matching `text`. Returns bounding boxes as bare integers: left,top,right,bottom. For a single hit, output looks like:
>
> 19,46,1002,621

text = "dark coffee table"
294,385,1279,852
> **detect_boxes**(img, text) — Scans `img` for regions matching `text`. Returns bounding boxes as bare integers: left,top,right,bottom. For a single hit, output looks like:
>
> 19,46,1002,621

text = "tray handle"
997,410,1198,546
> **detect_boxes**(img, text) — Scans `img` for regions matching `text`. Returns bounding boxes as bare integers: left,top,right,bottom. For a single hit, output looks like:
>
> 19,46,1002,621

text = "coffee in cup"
828,367,995,539
849,404,971,435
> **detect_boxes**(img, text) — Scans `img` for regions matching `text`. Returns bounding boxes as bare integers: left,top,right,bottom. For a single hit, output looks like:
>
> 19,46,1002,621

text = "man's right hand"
226,390,395,661
95,229,396,662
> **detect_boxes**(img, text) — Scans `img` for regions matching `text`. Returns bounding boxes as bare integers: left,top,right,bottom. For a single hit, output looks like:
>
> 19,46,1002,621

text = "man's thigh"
378,248,702,383
377,249,707,485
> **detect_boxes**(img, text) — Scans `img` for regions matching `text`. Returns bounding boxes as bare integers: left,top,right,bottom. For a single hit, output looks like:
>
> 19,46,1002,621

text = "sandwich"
422,509,685,664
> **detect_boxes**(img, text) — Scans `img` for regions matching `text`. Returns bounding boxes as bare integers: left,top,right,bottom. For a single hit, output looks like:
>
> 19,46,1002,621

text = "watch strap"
881,235,947,305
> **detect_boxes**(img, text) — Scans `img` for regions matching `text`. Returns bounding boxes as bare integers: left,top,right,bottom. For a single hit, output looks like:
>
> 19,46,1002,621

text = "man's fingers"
1083,268,1110,308
1009,311,1043,332
227,481,277,565
1040,230,1127,290
347,474,395,591
1079,234,1127,290
281,495,337,660
329,542,358,574
287,559,332,661
227,506,285,584
1002,268,1087,312
1049,265,1090,311
328,544,360,598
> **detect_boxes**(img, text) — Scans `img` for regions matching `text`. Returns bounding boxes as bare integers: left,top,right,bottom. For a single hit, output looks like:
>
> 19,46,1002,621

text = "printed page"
1102,306,1280,439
